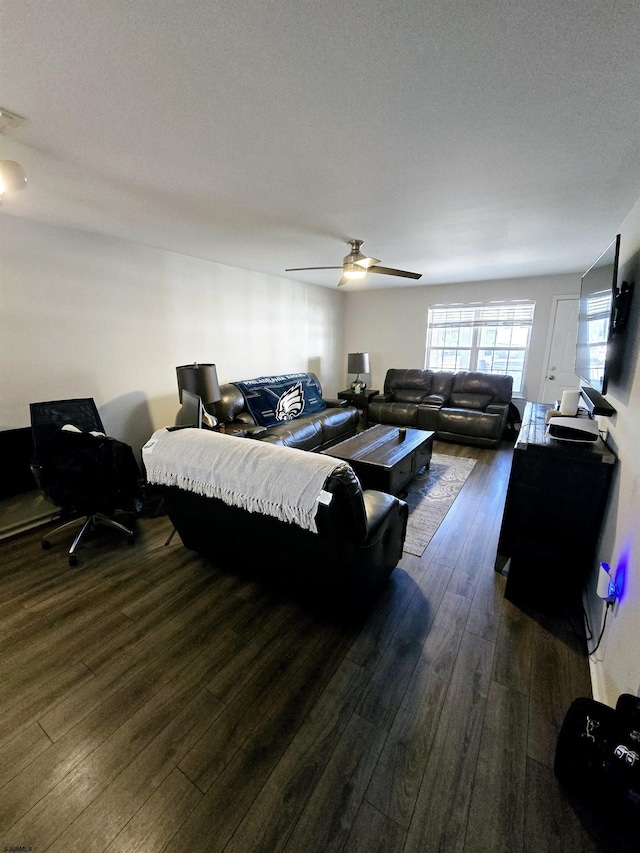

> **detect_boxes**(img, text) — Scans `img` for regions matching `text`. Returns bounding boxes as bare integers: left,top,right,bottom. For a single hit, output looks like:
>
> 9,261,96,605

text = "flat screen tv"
575,234,625,398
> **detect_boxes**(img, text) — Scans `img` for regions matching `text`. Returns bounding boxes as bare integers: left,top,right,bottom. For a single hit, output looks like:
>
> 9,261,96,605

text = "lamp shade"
347,352,370,375
176,363,221,404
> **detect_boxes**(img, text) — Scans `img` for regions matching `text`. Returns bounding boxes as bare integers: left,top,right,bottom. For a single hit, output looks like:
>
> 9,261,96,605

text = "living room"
2,1,640,848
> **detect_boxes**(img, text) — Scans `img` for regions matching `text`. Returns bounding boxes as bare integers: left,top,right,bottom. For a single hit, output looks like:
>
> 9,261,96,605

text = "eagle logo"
275,382,305,421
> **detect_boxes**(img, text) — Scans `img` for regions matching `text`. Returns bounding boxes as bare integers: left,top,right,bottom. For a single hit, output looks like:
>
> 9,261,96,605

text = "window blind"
428,301,535,329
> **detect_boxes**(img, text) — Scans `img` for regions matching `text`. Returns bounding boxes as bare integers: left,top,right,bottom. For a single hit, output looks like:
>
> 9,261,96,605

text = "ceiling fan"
286,239,422,286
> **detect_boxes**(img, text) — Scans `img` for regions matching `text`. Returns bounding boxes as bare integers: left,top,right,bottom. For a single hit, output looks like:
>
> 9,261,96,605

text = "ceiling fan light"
343,263,366,280
0,159,27,195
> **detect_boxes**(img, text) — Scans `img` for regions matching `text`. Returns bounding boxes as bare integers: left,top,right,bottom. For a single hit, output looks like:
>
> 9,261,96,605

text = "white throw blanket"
142,428,347,533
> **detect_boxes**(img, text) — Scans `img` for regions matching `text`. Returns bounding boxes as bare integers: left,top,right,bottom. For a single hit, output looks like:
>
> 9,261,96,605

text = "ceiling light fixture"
342,263,366,280
0,108,27,203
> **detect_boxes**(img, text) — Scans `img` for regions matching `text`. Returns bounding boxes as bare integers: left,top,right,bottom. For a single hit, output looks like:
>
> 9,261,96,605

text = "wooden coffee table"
323,424,435,495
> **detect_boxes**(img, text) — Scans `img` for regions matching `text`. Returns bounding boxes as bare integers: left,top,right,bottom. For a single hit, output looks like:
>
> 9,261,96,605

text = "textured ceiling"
1,0,640,289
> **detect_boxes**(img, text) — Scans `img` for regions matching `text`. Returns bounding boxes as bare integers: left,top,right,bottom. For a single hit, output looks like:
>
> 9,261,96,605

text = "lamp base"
350,378,366,393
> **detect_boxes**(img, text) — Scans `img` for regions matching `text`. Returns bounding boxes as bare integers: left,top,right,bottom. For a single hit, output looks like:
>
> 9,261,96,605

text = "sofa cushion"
422,394,446,408
452,371,512,404
439,407,503,439
367,401,418,427
386,369,433,397
449,392,493,411
394,389,428,404
259,418,324,452
319,407,360,446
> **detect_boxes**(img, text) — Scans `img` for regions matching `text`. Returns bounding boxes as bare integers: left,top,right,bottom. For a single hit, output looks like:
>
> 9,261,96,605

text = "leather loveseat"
214,372,359,452
368,369,513,449
144,428,408,612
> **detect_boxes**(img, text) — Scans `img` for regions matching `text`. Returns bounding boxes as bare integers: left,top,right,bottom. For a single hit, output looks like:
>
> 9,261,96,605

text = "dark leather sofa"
369,369,513,449
213,372,359,451
156,460,408,613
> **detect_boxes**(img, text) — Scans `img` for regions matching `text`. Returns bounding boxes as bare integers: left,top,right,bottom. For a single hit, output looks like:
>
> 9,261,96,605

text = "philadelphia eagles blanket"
234,373,326,428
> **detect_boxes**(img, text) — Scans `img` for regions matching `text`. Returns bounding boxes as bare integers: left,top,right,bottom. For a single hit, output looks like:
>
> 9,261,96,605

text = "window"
425,300,535,394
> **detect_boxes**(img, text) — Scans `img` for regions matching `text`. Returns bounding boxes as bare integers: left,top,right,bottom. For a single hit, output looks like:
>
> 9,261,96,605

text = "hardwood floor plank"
170,622,353,852
104,767,202,853
465,548,507,643
343,800,406,853
4,623,237,850
0,660,95,750
80,569,240,673
345,566,419,670
446,507,498,598
225,658,368,853
493,595,533,694
365,591,471,828
524,757,602,853
205,600,301,703
283,713,387,853
0,723,52,789
464,680,528,853
45,688,223,853
353,558,454,731
527,620,573,769
178,611,321,793
0,631,235,832
402,631,494,853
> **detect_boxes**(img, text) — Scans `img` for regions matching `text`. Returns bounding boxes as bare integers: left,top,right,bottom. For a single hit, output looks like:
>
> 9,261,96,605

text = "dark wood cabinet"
496,402,616,612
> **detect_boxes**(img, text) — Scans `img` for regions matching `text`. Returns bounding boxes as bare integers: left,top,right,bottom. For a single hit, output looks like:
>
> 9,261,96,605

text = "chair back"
30,398,105,451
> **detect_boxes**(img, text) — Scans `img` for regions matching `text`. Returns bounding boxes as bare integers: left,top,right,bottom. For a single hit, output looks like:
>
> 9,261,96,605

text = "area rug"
403,453,477,556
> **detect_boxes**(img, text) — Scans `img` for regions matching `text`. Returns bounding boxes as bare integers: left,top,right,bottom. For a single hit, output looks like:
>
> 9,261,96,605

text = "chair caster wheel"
42,540,52,550
68,555,78,567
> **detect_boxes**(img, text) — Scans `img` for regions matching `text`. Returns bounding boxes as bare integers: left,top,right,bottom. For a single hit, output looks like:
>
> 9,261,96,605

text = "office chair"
29,398,141,566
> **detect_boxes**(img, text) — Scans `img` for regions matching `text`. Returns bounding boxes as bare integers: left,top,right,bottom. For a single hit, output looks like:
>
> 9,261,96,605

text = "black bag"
555,694,640,821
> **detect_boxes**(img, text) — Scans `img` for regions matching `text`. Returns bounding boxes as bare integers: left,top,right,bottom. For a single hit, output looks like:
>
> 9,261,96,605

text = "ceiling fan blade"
354,256,381,269
337,274,349,287
285,266,343,271
367,265,422,280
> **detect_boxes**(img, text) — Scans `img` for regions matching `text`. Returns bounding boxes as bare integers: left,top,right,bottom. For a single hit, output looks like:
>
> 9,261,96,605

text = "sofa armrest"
244,425,269,438
486,403,509,416
363,490,408,539
322,397,349,408
371,393,392,403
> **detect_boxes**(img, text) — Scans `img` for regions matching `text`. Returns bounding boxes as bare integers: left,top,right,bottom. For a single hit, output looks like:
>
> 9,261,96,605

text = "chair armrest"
371,393,392,403
322,398,348,408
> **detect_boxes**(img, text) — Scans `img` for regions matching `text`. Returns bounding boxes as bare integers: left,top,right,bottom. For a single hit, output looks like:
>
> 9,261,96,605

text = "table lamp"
347,352,370,392
176,363,222,427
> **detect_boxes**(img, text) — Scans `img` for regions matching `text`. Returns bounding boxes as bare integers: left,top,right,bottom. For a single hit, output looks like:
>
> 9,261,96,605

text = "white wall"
342,272,580,404
0,216,345,456
585,198,640,705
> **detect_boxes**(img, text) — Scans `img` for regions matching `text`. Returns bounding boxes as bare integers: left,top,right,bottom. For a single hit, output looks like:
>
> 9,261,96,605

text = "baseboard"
583,590,612,706
0,491,58,541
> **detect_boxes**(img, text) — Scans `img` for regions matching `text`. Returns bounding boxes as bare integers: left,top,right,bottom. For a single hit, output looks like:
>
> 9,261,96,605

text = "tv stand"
579,384,616,417
495,402,616,613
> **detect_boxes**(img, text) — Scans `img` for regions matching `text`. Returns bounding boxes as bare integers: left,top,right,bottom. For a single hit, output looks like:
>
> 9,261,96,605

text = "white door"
539,296,580,404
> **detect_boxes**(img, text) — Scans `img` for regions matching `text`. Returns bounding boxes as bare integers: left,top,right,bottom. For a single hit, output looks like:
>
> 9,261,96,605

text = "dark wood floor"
0,440,623,852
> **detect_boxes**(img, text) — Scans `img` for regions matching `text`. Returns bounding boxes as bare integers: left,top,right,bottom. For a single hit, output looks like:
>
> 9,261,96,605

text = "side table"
337,389,379,430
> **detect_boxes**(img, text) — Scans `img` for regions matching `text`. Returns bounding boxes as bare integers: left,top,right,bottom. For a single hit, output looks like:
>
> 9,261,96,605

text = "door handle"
548,375,555,380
